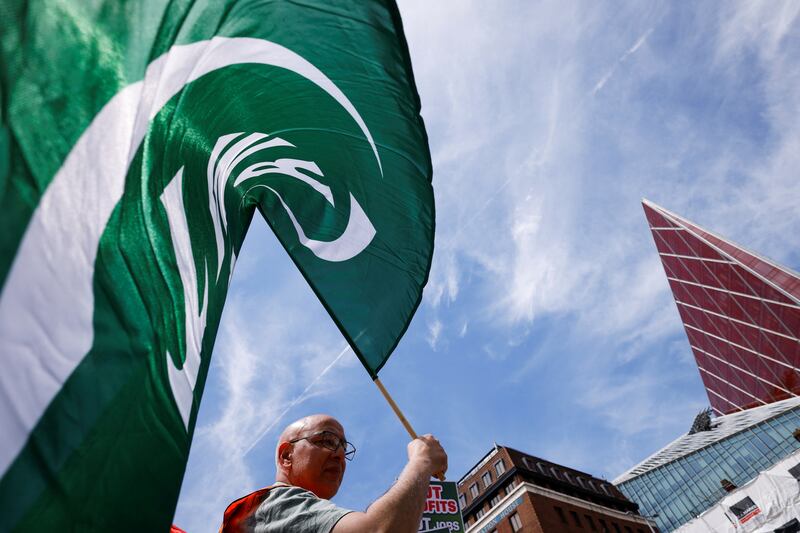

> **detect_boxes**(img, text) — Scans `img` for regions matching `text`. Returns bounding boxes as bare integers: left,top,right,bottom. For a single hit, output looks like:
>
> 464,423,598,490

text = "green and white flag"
0,1,433,530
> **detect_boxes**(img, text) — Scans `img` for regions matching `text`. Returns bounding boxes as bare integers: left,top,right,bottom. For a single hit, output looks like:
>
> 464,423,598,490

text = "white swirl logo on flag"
162,128,378,426
218,132,376,264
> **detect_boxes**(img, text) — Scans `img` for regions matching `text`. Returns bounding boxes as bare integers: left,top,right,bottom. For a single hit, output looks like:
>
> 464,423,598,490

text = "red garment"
219,485,278,533
171,526,188,533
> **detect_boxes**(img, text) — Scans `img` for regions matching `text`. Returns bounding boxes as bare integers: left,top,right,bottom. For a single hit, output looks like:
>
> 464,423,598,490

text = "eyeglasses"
290,430,356,461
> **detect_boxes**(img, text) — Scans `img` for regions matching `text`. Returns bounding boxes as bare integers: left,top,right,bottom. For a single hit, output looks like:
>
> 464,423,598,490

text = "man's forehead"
306,416,345,436
280,414,345,441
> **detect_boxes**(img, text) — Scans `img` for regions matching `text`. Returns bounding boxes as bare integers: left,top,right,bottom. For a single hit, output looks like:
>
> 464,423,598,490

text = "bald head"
276,415,343,464
274,414,347,499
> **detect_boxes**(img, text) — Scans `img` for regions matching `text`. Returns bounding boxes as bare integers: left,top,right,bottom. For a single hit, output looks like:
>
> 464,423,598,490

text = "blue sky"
174,2,800,530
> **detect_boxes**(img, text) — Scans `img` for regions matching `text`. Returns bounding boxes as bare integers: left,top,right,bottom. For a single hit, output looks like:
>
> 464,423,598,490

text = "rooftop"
459,444,637,517
614,395,800,484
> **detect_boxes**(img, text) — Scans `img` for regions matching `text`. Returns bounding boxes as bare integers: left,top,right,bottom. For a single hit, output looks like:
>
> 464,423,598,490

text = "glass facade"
617,404,800,532
643,200,800,415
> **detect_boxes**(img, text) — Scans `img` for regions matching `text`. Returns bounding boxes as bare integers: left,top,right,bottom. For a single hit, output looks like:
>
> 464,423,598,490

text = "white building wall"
676,448,800,533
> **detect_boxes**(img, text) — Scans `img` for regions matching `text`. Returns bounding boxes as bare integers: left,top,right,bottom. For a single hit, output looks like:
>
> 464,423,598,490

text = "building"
615,396,800,532
458,444,658,533
615,201,800,531
642,199,800,415
675,447,800,532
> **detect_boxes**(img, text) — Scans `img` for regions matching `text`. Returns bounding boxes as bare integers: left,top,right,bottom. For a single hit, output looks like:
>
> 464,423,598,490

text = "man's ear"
278,442,293,468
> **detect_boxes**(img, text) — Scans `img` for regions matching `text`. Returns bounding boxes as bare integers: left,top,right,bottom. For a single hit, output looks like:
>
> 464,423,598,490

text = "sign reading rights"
418,481,466,533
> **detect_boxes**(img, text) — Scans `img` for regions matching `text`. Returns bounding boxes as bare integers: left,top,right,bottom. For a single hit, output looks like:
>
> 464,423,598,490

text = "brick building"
457,445,657,533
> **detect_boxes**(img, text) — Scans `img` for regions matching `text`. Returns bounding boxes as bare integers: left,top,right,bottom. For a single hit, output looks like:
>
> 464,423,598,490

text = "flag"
0,1,434,530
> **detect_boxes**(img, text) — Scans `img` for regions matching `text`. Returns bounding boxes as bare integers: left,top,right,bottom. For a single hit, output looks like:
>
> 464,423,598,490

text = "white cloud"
399,0,800,464
580,254,679,342
575,366,706,438
481,344,495,360
406,0,800,350
403,1,666,338
701,2,800,262
426,319,443,351
716,1,800,64
426,251,459,308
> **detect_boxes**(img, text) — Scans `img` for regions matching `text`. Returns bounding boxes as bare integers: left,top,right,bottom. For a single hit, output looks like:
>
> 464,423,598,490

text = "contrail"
241,343,352,457
592,28,654,95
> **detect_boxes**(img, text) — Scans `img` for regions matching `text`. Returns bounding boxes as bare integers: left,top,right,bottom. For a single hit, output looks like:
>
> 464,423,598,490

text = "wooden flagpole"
373,377,445,481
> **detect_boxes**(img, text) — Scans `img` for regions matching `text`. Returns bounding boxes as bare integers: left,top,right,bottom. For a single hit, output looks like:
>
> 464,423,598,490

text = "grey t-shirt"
254,485,351,533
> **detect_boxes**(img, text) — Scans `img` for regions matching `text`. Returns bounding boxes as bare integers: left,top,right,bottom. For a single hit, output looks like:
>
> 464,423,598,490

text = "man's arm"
332,434,447,533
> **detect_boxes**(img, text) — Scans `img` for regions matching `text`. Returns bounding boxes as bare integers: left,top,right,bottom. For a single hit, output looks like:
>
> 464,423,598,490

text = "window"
482,471,492,488
624,527,633,533
476,508,485,519
612,523,621,533
506,479,517,493
585,515,597,531
494,459,506,476
470,483,479,498
599,518,609,532
570,510,582,527
458,493,466,509
788,462,800,480
490,494,502,508
554,506,568,524
509,512,522,532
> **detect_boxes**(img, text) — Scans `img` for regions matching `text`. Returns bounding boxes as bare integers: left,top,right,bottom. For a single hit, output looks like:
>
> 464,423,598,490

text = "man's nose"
331,443,346,461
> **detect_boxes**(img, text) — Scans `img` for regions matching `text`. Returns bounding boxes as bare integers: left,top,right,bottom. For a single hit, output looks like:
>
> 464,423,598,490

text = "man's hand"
407,435,447,479
333,436,449,533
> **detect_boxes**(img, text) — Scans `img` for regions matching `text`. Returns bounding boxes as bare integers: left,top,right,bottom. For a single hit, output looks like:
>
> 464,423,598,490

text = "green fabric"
0,1,433,530
255,486,351,533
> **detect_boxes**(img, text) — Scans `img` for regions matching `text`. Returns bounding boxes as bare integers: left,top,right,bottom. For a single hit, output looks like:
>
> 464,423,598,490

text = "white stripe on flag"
0,37,382,477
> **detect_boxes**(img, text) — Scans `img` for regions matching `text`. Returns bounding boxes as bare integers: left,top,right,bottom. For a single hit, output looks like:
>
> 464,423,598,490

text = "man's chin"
317,475,342,499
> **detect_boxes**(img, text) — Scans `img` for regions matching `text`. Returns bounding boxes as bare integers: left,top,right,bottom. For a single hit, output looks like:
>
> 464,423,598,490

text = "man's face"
287,416,347,499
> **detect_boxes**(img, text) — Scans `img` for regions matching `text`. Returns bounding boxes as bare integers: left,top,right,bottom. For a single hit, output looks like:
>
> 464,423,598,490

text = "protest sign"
419,481,466,533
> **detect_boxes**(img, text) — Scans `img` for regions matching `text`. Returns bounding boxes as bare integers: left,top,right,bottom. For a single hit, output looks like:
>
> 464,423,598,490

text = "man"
220,414,448,533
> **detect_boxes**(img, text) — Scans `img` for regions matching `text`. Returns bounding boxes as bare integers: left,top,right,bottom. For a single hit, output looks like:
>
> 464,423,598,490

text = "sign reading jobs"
419,481,466,533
